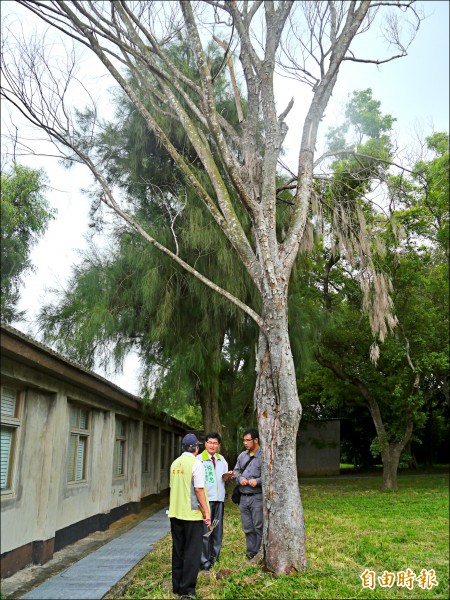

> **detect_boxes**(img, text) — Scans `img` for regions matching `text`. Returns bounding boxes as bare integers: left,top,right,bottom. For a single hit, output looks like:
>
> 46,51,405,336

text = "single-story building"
1,324,189,578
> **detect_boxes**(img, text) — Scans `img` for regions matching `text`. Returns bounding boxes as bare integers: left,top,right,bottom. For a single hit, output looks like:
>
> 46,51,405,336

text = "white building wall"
55,403,113,532
1,383,66,553
1,353,184,563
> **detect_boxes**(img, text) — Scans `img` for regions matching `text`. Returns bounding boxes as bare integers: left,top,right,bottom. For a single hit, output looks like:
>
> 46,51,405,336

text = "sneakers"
246,551,256,559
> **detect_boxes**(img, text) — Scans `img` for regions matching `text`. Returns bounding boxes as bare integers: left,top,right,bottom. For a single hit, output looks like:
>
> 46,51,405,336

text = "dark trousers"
201,501,224,567
239,493,263,555
170,518,203,596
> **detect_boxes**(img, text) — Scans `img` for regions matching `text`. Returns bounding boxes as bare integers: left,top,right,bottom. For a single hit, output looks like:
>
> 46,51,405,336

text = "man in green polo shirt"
169,433,211,599
197,431,234,570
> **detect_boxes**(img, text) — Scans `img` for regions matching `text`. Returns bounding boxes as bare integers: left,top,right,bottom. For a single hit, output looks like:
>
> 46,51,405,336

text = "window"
161,431,172,470
67,404,90,483
1,385,22,494
160,431,166,470
142,424,158,475
114,417,127,477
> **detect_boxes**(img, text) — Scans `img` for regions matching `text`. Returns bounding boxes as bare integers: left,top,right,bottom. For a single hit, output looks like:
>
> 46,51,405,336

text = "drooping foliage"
39,56,320,452
310,121,449,487
39,50,260,442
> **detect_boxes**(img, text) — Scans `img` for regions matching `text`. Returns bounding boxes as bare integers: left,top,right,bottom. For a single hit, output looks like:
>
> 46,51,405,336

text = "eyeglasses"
243,438,253,442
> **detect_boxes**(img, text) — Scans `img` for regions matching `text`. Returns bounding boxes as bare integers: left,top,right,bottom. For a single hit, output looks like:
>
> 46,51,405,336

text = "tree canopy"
38,63,259,444
313,130,449,489
1,163,55,323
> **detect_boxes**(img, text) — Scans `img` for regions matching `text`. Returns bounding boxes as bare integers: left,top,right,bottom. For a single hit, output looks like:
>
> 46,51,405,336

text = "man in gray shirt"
233,428,263,559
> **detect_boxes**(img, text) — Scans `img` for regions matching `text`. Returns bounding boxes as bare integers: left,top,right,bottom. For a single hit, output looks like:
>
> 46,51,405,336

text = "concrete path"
21,507,170,600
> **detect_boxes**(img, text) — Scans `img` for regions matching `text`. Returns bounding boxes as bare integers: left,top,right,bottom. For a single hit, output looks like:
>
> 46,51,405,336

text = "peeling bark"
255,290,306,572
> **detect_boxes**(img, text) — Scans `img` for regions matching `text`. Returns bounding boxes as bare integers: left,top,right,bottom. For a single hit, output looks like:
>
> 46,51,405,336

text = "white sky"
3,0,449,394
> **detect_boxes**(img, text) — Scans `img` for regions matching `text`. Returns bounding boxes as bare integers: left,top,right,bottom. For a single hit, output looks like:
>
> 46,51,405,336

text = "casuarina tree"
1,1,423,573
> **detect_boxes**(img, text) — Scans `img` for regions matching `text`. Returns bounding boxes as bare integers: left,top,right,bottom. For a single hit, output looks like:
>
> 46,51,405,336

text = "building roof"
0,323,188,430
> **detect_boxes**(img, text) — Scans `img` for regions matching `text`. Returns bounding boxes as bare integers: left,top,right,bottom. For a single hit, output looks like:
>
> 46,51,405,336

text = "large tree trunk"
198,382,222,436
368,401,413,492
196,330,226,435
315,354,414,492
255,294,306,573
380,444,403,491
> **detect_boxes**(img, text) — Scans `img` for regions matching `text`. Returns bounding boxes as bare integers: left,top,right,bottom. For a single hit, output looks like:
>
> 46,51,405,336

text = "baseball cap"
182,433,199,446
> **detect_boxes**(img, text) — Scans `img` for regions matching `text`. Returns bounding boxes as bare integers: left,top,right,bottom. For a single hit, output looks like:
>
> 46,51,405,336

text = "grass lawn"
106,472,449,599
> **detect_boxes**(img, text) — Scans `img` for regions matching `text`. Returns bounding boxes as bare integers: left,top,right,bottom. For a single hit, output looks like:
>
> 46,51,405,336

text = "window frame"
66,403,91,485
113,416,128,478
160,430,172,471
142,423,158,476
1,384,24,496
142,423,151,474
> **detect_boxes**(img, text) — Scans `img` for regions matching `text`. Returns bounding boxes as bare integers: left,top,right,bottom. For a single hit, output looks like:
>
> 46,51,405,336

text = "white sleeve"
192,458,205,488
